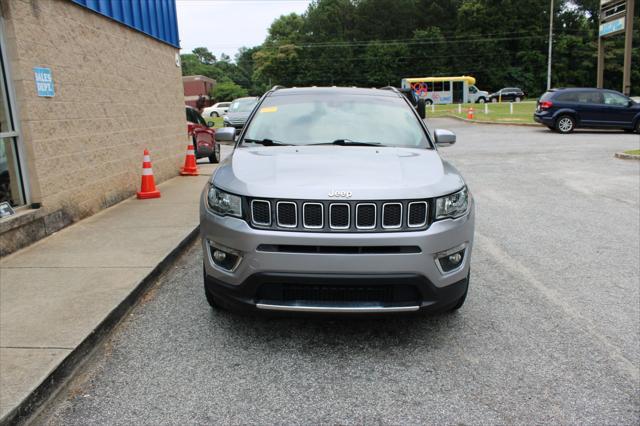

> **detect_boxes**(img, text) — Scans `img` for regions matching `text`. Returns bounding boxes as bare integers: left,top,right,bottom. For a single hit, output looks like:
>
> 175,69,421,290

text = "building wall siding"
0,0,188,255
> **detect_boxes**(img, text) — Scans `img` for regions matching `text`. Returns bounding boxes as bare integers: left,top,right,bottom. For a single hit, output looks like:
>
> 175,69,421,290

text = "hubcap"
559,118,573,132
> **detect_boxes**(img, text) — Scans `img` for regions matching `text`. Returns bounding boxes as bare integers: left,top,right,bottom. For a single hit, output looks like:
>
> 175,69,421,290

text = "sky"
176,0,312,61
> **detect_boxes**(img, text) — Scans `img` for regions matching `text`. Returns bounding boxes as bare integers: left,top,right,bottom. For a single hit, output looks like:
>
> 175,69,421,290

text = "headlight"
435,187,469,220
207,186,242,217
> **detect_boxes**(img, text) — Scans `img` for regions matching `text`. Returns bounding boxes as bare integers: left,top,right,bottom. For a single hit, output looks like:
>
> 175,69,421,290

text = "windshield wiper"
309,139,384,147
243,138,292,146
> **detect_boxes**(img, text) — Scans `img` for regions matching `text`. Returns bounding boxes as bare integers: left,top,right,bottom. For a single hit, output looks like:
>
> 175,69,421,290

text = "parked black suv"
488,87,526,103
534,88,640,134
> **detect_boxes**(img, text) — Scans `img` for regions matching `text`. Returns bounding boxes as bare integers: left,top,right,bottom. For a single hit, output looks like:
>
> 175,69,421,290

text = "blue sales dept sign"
33,67,55,97
599,17,625,37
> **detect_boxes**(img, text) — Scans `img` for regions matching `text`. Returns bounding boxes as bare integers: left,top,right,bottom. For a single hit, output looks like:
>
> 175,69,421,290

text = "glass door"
0,18,26,207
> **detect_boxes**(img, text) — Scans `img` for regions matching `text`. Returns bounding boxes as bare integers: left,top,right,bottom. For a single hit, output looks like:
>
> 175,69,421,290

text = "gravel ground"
37,120,639,425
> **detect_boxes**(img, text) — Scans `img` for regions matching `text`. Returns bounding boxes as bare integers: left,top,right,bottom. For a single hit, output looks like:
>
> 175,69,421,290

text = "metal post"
547,0,554,90
597,36,605,88
510,102,513,114
484,103,488,114
622,0,634,96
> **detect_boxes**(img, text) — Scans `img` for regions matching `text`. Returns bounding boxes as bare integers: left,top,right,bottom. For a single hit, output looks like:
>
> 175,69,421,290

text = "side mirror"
215,127,236,142
434,129,456,146
417,98,426,119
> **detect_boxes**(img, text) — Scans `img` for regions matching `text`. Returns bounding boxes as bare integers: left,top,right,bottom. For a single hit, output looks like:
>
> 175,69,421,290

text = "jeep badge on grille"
328,190,352,198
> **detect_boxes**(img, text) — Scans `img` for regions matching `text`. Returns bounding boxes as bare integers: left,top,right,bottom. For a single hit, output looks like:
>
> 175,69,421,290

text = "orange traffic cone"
467,107,475,119
137,149,161,199
180,144,199,176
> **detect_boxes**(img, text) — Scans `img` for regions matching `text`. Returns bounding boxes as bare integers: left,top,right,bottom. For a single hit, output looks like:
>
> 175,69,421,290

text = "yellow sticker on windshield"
260,106,278,113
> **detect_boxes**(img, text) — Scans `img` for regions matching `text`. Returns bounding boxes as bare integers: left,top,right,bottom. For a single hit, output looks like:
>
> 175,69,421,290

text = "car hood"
212,146,465,200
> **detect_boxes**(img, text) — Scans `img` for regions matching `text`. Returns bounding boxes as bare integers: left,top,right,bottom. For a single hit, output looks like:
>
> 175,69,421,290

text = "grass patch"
623,149,640,155
204,116,224,128
428,101,537,124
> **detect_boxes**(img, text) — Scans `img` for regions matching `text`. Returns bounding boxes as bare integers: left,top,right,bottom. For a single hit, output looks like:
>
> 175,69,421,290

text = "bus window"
443,82,450,91
469,85,478,94
426,82,433,92
434,82,443,91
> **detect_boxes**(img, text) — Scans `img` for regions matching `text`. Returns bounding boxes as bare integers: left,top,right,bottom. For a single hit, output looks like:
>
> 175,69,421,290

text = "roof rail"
271,85,286,91
379,86,401,94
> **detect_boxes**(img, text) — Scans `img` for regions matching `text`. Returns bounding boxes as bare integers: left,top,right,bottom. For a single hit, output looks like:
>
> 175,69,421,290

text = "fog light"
213,250,227,262
208,241,242,272
436,245,466,274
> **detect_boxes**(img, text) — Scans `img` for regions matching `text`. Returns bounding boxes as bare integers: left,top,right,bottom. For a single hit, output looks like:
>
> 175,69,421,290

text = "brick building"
183,75,216,109
0,0,187,255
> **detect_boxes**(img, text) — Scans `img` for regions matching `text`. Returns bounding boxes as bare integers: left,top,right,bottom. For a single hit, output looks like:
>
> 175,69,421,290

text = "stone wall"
0,0,187,255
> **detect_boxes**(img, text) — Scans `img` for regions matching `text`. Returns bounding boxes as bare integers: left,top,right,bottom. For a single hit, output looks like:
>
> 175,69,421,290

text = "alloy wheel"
558,117,574,133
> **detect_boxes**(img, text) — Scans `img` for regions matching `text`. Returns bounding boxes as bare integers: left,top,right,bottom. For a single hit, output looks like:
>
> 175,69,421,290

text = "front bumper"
200,195,475,314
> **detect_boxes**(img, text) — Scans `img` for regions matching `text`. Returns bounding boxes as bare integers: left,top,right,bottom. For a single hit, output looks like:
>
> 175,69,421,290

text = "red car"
186,106,220,163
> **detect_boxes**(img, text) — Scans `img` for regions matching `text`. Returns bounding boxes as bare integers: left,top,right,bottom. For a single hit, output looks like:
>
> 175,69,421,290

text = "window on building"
0,24,25,207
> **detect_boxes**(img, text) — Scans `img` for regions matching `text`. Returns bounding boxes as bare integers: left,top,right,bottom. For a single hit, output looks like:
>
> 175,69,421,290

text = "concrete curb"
614,152,640,160
436,114,541,127
1,226,201,426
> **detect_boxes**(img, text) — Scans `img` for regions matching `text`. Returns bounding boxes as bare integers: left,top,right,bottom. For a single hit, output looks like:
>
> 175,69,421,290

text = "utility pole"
547,0,554,90
622,0,634,96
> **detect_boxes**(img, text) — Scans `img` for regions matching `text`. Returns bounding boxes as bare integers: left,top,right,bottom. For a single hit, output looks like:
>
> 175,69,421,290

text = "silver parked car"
222,96,259,130
200,86,475,315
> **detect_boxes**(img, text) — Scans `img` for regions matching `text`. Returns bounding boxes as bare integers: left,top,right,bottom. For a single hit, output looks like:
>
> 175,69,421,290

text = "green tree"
192,47,216,64
211,81,249,102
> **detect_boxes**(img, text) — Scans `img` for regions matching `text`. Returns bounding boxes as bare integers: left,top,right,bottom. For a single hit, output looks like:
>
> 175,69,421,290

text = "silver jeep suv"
200,86,475,314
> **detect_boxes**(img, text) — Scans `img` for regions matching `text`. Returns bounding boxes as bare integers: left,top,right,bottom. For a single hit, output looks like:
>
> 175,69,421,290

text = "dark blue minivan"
534,88,640,134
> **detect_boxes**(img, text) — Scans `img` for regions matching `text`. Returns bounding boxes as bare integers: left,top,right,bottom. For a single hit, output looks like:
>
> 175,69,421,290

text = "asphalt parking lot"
38,120,639,425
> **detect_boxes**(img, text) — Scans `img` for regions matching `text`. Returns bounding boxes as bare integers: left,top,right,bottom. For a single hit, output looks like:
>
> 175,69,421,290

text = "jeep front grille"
249,198,430,233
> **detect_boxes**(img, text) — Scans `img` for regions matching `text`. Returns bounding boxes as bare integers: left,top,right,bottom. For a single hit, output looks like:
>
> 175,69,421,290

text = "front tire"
477,97,486,104
515,96,521,102
425,99,433,105
555,115,575,134
209,144,220,163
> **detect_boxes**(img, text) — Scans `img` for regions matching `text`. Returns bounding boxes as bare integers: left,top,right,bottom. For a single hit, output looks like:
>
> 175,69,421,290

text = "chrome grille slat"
356,203,376,229
276,201,297,227
303,203,323,229
251,200,271,226
407,201,428,227
329,203,350,229
382,203,403,229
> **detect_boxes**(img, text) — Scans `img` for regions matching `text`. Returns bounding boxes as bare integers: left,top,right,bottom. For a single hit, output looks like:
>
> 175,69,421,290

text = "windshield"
241,93,430,148
229,98,257,113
